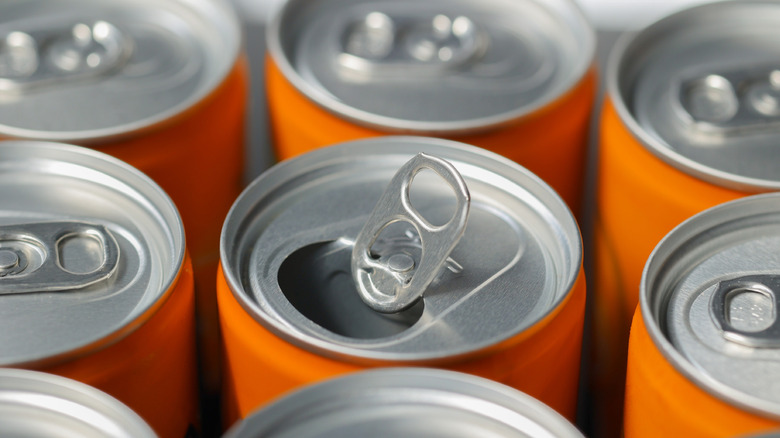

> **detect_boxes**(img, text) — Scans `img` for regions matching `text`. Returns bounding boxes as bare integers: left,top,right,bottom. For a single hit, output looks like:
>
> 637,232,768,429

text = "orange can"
591,2,780,435
0,141,198,438
266,0,595,215
625,193,780,437
218,136,586,424
0,0,248,399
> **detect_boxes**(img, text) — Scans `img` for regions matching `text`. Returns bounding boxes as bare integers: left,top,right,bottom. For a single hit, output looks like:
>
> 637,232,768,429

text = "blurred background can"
0,368,157,437
266,0,596,215
591,1,780,432
218,136,585,424
626,193,780,436
0,141,197,438
0,0,248,401
224,368,584,438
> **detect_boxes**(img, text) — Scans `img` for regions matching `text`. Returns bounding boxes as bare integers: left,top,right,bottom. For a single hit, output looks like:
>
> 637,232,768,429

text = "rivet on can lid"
0,249,19,272
351,153,470,314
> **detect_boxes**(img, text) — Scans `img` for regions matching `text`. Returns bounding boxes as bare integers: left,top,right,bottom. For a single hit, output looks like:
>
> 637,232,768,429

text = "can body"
624,193,780,436
591,2,780,434
219,137,585,424
0,141,198,438
266,0,595,215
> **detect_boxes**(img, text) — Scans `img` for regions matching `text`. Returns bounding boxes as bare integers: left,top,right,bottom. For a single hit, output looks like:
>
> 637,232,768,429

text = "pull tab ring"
351,153,470,313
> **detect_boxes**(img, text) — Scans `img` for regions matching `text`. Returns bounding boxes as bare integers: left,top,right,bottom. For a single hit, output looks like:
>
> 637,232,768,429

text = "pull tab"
338,12,488,79
0,20,132,92
710,274,780,348
0,221,120,295
351,153,470,313
677,66,780,135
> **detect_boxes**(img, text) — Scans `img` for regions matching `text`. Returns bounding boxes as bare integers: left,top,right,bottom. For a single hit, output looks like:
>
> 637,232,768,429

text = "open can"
218,136,585,424
0,141,197,438
266,0,596,215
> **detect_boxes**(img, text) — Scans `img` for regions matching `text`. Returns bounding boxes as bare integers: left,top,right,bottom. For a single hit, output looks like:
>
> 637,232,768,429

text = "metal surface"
268,0,594,132
351,153,470,313
224,368,583,438
0,368,156,437
641,193,780,419
221,136,581,361
0,222,119,295
0,140,184,366
608,0,780,191
0,0,240,141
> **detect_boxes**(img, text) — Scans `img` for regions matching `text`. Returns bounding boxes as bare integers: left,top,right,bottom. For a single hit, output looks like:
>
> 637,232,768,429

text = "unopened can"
224,368,584,438
625,193,780,436
0,141,198,438
0,368,156,437
266,0,596,215
591,1,780,433
218,136,585,423
0,0,247,396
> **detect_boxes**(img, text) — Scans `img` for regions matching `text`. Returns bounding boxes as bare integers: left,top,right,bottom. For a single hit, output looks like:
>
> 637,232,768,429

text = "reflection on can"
626,193,780,436
218,136,585,424
0,141,197,438
266,0,595,214
592,2,780,434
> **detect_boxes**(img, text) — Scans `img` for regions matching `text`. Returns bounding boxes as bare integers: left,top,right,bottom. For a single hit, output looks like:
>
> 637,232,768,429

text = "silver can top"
224,368,583,438
268,0,594,133
642,193,780,419
0,368,156,437
221,136,581,362
0,141,184,366
609,0,780,191
0,0,240,141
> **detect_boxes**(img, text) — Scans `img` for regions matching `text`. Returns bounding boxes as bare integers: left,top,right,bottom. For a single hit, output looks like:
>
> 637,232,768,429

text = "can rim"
0,368,157,437
220,136,583,362
0,0,242,143
640,192,780,420
266,0,596,135
0,140,186,367
606,0,780,192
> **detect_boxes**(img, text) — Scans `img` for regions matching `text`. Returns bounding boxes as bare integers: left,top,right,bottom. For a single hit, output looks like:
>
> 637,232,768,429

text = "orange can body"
624,311,778,438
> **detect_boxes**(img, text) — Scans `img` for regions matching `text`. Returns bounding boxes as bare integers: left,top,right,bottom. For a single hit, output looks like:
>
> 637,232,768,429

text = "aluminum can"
218,136,585,424
224,368,584,438
625,193,780,436
0,141,198,438
0,0,248,397
0,368,156,437
591,2,780,433
266,0,596,215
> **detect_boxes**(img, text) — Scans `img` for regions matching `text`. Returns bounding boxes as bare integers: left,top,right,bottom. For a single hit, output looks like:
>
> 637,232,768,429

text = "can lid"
0,0,240,141
0,141,184,366
642,193,780,418
0,368,156,437
221,136,581,362
609,0,780,191
268,0,594,133
225,368,583,438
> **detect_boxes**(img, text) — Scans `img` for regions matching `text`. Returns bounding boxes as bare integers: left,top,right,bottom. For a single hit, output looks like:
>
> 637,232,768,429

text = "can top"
225,368,583,438
642,193,780,419
609,0,780,191
0,0,240,141
221,136,581,362
0,141,184,366
0,368,156,437
268,0,594,133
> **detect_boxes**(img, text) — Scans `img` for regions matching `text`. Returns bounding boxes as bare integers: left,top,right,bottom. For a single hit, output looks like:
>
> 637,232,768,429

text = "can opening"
278,239,424,339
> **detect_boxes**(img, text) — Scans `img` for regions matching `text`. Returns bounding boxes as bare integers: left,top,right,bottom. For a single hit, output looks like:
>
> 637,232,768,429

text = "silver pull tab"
0,221,120,295
677,66,780,135
351,153,470,313
0,21,132,92
710,274,780,348
338,12,488,79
